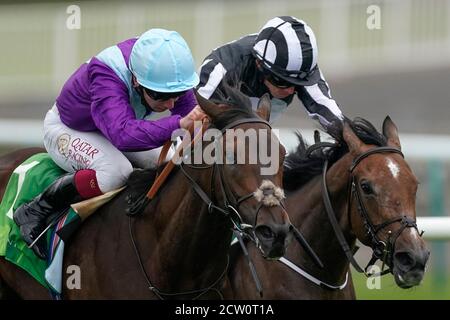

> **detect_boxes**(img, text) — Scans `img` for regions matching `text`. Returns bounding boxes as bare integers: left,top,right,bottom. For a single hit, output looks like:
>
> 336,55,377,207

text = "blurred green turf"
353,269,450,300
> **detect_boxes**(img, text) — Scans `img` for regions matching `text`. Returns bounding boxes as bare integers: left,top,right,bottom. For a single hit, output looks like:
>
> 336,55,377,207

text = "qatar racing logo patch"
57,133,71,157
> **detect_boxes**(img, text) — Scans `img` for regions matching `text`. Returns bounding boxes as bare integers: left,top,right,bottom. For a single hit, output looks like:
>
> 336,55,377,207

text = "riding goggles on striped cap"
259,64,314,88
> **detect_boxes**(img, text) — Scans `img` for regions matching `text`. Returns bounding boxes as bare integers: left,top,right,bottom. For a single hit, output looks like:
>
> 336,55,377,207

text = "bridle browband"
322,145,422,277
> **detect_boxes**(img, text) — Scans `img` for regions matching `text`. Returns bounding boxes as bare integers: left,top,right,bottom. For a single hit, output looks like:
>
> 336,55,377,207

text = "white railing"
0,119,44,147
417,217,450,241
276,128,450,161
4,121,450,161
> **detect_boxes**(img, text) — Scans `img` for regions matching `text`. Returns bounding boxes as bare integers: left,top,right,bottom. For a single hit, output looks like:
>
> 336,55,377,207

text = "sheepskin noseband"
253,180,285,207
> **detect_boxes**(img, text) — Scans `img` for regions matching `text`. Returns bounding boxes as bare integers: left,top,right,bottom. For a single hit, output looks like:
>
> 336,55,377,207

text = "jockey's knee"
96,160,133,193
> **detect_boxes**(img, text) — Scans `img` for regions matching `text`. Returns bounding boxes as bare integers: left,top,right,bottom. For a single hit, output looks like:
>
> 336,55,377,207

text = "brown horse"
0,88,292,299
228,116,429,299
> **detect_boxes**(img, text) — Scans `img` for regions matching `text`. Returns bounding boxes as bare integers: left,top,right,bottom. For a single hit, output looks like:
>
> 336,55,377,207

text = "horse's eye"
360,181,374,195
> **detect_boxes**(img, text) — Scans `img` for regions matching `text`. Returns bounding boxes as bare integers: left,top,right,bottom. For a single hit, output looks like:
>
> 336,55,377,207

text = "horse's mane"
208,78,257,130
126,167,159,197
283,117,388,191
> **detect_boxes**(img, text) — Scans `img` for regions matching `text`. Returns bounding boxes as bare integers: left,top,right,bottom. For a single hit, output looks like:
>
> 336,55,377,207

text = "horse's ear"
256,93,271,122
343,121,365,155
382,116,401,150
195,91,221,120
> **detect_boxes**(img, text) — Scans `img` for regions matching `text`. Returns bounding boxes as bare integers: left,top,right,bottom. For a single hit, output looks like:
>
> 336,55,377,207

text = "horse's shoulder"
125,168,158,199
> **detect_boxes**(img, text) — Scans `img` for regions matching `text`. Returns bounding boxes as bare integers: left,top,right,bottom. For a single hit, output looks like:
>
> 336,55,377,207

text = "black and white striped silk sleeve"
197,57,228,100
297,68,344,129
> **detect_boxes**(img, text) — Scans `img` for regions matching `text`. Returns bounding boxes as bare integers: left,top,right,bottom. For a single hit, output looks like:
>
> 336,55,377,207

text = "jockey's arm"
196,56,229,100
88,59,186,152
296,67,345,130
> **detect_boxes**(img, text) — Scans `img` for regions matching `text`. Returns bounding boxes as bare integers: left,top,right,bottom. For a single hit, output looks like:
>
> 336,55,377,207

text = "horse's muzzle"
392,249,430,288
254,223,292,259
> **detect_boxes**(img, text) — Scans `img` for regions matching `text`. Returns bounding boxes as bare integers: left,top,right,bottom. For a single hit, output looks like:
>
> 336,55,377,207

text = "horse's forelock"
208,83,256,130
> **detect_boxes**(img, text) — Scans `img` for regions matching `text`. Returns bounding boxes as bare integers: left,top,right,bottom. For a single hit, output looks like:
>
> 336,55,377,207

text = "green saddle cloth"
0,153,79,290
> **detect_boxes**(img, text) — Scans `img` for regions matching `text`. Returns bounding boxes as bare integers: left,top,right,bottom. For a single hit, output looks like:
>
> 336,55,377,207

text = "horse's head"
343,117,430,288
196,90,291,259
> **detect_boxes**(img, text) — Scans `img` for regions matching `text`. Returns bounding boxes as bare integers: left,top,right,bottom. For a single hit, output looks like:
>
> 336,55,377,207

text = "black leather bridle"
180,118,284,243
321,145,422,277
129,117,285,299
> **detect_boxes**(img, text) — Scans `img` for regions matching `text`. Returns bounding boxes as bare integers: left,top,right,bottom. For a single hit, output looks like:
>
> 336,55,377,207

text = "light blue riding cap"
129,28,199,92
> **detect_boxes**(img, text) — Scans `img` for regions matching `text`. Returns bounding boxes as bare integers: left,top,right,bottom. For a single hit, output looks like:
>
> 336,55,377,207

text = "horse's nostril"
394,251,416,271
255,225,275,240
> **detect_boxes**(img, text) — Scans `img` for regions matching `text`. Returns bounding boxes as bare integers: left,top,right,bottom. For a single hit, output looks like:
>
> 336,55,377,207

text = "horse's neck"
139,166,231,292
289,153,355,284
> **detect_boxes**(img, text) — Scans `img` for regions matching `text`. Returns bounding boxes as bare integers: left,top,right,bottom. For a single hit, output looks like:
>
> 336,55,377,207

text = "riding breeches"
43,105,174,193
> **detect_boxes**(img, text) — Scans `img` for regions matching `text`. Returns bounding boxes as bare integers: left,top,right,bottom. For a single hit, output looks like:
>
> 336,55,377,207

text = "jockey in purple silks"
14,28,206,259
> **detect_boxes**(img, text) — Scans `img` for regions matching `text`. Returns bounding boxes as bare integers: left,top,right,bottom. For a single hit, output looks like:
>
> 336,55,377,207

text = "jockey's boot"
13,173,83,260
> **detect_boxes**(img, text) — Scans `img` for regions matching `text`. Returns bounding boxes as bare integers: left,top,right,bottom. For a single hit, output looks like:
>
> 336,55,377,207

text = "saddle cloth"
0,153,123,295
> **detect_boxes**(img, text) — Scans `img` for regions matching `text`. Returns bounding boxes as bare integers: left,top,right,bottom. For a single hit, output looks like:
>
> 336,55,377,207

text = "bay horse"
0,88,292,299
228,116,429,299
